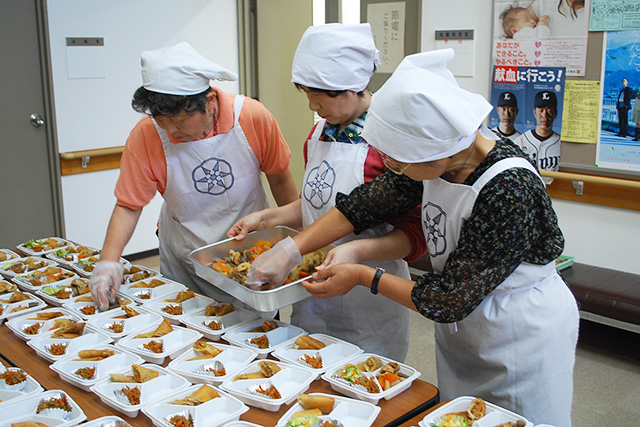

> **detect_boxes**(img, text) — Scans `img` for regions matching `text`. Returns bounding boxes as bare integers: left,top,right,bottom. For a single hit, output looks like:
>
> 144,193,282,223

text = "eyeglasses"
374,148,411,175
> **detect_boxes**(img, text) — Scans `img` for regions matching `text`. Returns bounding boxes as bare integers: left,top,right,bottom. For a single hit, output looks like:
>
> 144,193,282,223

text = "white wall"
47,0,239,255
420,0,640,274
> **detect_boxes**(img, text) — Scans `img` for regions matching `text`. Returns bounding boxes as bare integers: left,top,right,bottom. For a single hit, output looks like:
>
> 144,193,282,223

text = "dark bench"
559,262,640,329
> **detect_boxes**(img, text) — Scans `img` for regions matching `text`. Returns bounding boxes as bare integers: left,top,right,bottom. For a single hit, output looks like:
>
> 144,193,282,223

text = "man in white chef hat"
90,42,297,309
242,48,579,427
227,23,426,361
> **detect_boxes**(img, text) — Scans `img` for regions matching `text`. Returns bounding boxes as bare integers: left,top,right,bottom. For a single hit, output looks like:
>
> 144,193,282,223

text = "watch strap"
371,267,385,295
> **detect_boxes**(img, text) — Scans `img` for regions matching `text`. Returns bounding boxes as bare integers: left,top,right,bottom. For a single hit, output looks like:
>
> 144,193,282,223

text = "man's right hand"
89,261,124,311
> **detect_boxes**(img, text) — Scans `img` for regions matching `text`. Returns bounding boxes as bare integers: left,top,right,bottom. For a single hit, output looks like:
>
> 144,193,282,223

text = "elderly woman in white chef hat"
227,23,426,361
89,42,298,310
242,49,579,427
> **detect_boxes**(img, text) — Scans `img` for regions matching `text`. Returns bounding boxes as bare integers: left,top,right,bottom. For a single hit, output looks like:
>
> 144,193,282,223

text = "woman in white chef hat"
228,23,426,361
90,42,298,310
243,49,579,427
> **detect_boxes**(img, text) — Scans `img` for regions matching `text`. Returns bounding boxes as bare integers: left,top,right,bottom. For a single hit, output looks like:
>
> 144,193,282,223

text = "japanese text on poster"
489,66,565,181
492,0,590,76
590,0,640,31
367,2,405,73
560,80,600,144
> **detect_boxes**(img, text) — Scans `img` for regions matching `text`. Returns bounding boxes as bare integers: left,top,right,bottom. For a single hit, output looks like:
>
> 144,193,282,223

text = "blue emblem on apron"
303,160,336,209
423,202,447,256
192,157,234,195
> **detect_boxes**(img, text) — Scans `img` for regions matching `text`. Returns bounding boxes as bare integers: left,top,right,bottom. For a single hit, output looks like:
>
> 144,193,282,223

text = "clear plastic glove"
245,236,302,289
315,240,364,271
90,260,124,311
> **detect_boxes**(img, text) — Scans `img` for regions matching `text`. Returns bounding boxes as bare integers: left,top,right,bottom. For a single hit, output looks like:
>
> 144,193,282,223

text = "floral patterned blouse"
335,139,564,323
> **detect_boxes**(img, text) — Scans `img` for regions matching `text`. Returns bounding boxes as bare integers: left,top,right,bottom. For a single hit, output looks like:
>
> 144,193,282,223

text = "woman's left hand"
302,263,369,298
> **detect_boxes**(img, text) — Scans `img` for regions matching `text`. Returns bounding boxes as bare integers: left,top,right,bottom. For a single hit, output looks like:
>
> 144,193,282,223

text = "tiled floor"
132,254,640,426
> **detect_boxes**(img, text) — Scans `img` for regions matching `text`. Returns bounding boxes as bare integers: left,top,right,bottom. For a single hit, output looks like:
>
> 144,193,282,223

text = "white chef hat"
291,23,381,92
141,42,238,95
362,49,494,163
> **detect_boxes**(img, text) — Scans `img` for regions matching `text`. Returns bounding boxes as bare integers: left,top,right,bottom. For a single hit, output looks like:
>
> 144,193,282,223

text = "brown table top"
0,319,439,427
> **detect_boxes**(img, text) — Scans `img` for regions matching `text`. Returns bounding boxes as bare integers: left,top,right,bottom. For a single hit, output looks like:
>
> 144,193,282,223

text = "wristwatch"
370,267,386,295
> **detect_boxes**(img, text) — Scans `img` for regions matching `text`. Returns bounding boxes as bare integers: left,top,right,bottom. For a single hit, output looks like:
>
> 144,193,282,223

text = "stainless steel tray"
189,226,332,312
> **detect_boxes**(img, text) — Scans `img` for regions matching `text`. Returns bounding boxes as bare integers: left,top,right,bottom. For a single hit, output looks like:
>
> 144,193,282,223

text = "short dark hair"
132,86,212,117
294,83,367,98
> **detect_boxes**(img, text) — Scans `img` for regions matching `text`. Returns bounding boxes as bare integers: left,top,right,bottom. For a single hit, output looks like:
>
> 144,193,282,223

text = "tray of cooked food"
26,320,113,363
167,341,258,386
0,256,58,280
418,395,533,427
16,237,74,256
220,359,315,412
276,392,381,427
50,344,145,392
0,389,86,427
142,289,217,325
87,306,165,341
272,333,363,380
0,366,44,408
189,226,331,312
118,276,187,304
6,308,82,341
555,255,575,271
90,363,190,418
142,383,250,427
62,294,135,320
81,415,134,427
0,249,21,263
36,277,91,306
180,302,260,341
0,291,47,325
12,265,78,292
222,319,305,359
321,353,421,405
45,243,101,266
115,318,203,364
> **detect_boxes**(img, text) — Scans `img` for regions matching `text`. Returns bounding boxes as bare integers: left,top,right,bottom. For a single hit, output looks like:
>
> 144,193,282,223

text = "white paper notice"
67,45,106,79
367,2,406,73
435,38,475,77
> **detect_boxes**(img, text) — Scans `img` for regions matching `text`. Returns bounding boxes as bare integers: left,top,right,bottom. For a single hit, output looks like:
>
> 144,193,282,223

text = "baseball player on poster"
513,90,561,184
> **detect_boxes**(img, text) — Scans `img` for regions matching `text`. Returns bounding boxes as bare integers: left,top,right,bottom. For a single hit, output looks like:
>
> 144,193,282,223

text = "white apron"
292,119,411,361
157,95,269,301
422,157,578,427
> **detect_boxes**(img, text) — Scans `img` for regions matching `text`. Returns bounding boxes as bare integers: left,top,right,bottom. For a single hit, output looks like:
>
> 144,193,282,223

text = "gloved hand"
245,236,303,289
90,260,124,311
315,240,363,271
